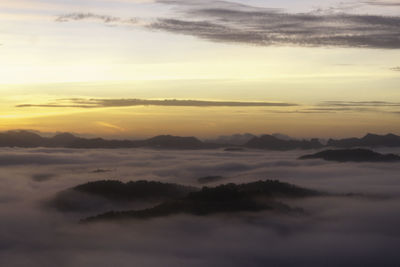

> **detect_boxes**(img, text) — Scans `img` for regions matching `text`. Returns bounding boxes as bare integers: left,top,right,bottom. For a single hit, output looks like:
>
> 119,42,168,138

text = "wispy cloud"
16,98,299,108
54,0,400,49
305,107,376,113
56,12,138,25
363,0,400,7
150,2,400,49
321,101,400,107
313,101,400,115
16,98,400,115
311,2,366,14
96,121,126,132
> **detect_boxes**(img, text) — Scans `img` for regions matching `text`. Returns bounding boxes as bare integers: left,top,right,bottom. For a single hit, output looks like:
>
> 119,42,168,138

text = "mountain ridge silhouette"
1,130,400,150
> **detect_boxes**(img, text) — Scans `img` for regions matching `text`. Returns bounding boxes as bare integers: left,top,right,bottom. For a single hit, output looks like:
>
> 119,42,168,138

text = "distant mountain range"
1,130,400,150
0,130,218,149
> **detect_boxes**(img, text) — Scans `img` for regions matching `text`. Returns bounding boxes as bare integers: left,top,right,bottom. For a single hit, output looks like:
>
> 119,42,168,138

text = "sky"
0,0,400,138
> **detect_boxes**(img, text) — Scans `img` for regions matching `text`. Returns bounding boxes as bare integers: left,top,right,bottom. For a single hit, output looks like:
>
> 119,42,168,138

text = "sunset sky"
1,0,400,138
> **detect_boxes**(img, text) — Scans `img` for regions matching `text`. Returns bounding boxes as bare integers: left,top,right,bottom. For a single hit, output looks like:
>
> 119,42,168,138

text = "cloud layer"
1,147,400,266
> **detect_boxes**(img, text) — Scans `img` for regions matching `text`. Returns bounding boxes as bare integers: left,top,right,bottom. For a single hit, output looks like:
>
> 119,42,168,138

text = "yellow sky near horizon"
1,95,399,139
1,0,400,138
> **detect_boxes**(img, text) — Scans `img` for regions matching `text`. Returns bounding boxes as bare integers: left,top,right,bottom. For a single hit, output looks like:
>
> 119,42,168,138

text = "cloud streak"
363,0,400,6
321,101,400,107
311,101,400,114
16,98,299,108
16,98,400,116
56,12,138,25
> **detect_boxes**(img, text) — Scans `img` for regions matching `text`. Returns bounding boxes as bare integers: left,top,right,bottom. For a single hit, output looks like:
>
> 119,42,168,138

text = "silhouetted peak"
5,130,42,139
143,135,204,149
362,133,380,140
53,132,76,139
259,134,279,140
51,133,77,142
0,130,44,147
246,135,322,150
272,133,292,141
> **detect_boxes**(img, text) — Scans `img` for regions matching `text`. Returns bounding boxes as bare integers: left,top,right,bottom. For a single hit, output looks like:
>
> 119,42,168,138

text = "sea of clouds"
1,147,400,266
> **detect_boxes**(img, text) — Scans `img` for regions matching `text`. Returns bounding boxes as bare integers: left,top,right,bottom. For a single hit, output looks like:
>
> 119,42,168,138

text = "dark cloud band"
55,0,400,49
149,8,400,49
321,101,400,107
363,0,400,6
16,98,298,108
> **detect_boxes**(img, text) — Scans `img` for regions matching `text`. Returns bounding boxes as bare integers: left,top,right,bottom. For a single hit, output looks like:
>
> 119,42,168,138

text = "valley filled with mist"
1,146,400,266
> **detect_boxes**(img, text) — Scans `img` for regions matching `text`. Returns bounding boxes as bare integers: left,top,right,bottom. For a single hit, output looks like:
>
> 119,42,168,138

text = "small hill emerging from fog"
299,149,400,162
82,180,322,222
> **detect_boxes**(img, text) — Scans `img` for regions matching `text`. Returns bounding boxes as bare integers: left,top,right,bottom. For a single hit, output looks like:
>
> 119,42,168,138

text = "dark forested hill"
81,180,322,222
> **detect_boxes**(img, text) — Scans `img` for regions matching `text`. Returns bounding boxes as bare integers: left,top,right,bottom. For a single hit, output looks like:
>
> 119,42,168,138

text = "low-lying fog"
1,147,400,266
